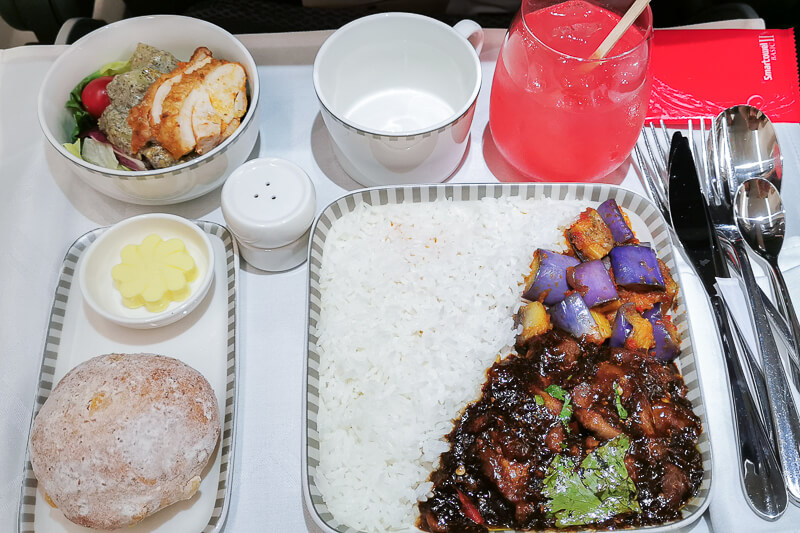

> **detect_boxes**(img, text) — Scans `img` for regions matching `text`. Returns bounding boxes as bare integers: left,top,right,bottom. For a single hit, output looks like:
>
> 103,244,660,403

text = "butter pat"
111,234,197,312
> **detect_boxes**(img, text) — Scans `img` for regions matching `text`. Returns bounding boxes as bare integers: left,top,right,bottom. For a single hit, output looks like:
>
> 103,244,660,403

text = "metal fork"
703,118,800,506
633,121,672,224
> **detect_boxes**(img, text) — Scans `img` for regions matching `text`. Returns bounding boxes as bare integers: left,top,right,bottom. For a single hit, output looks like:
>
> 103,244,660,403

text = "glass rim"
520,0,654,63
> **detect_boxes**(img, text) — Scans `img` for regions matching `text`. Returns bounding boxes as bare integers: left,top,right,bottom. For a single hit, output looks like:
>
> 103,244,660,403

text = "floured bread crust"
30,353,220,530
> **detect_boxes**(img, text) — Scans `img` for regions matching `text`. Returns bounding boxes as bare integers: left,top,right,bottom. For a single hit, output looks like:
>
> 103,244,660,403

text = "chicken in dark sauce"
418,330,703,532
418,200,703,532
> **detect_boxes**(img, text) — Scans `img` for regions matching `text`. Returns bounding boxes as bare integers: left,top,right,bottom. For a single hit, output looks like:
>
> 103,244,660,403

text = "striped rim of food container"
17,221,239,533
304,183,713,533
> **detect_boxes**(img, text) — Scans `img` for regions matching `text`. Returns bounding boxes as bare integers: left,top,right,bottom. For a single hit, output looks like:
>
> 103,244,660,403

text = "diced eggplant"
567,208,615,261
609,307,633,348
550,293,608,344
519,301,552,341
610,303,654,350
609,245,666,291
597,199,636,244
567,259,619,309
643,304,681,362
522,249,580,305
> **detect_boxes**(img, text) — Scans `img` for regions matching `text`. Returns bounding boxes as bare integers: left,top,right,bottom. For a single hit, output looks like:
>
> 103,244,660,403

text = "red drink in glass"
489,0,653,182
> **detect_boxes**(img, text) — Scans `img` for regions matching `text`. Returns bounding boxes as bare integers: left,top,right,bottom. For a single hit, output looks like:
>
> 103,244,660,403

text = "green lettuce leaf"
63,137,129,170
63,138,81,158
97,61,129,77
65,60,131,141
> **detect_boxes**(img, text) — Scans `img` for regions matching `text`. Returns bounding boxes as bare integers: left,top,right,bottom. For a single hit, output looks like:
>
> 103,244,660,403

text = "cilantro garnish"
545,384,573,426
559,396,573,424
542,435,640,527
535,395,545,406
613,382,628,420
545,384,567,400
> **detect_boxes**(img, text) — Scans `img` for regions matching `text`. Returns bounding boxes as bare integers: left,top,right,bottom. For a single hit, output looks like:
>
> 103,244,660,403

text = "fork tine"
687,119,697,173
698,118,716,205
642,129,669,209
657,119,672,155
700,118,711,193
657,120,673,194
688,119,709,199
633,144,658,205
709,117,724,205
646,124,669,182
634,135,670,223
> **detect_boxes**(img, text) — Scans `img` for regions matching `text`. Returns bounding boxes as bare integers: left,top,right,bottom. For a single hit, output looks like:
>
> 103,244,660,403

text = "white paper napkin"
708,235,800,532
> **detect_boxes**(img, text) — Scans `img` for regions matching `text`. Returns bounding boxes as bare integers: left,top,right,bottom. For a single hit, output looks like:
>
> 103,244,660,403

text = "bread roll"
30,353,220,530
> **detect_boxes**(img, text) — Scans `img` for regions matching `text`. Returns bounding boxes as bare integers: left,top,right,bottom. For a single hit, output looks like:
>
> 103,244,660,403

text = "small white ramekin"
79,213,215,328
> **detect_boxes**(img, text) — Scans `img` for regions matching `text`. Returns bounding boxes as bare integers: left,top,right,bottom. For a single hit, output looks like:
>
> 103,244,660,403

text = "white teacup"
313,13,484,187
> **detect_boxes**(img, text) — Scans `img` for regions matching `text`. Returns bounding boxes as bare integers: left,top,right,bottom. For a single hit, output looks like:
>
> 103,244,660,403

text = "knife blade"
668,132,787,520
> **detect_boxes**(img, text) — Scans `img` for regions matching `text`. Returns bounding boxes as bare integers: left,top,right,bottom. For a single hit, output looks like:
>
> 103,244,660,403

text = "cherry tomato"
81,75,115,118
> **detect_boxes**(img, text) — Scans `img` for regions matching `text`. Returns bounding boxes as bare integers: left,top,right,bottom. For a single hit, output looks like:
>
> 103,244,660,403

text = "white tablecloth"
1,27,799,533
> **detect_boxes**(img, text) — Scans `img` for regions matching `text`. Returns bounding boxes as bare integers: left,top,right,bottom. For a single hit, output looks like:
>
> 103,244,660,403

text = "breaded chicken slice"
156,59,247,158
128,47,247,159
128,47,213,154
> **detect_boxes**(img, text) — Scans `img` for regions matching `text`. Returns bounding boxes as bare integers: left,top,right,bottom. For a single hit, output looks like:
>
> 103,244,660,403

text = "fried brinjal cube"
567,208,614,261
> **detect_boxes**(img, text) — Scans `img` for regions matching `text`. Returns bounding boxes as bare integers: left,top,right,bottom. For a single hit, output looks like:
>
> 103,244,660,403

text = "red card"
647,28,800,123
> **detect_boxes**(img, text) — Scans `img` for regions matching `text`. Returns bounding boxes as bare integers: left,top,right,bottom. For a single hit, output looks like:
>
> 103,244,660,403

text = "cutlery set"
635,106,800,520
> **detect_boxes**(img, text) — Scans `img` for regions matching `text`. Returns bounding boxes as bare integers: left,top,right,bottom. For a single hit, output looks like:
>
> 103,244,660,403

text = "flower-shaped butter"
111,234,197,312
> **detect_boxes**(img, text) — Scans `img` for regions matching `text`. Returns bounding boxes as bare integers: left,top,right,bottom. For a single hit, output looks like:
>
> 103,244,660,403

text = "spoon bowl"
735,178,800,380
735,178,785,257
712,105,783,197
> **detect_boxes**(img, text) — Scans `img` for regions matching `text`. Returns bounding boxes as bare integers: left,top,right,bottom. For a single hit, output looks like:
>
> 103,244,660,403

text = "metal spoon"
714,105,782,193
713,106,796,354
735,178,800,389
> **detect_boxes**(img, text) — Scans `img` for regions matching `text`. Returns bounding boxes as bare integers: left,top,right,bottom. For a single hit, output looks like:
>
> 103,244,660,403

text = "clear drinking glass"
489,0,653,182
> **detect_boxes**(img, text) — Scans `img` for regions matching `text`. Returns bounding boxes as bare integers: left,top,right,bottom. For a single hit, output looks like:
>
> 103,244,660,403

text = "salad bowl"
38,15,260,205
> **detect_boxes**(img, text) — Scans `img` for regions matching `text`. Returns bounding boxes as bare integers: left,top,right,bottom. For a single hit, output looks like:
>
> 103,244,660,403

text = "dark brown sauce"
418,330,703,532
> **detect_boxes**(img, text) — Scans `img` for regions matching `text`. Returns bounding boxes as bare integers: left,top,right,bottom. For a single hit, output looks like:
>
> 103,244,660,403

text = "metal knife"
668,132,787,520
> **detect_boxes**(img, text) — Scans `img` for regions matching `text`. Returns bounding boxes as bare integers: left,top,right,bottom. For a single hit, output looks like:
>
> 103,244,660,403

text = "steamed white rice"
315,197,586,532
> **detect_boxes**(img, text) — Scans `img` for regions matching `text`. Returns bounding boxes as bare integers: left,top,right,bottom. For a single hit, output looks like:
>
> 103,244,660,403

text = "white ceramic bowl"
38,15,260,205
79,214,215,328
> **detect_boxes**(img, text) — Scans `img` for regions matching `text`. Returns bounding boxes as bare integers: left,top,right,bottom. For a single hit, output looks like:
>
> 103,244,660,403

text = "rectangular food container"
303,183,713,533
18,221,239,533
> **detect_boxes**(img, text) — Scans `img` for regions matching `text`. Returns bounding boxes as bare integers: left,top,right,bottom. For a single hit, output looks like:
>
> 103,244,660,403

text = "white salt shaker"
221,158,316,272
